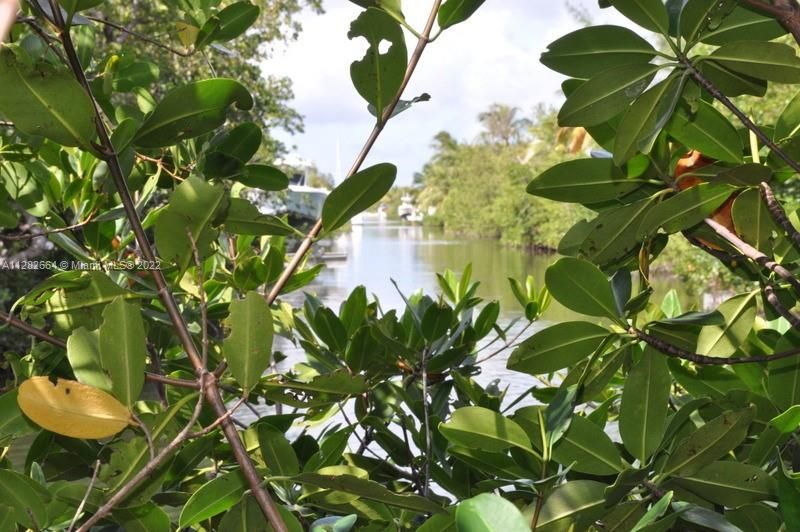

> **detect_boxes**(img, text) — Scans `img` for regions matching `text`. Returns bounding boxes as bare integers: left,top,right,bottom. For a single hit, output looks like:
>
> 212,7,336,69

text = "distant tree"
477,103,531,146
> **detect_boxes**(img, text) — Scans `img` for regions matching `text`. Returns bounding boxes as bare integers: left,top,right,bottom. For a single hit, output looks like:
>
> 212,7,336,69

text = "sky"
262,1,629,186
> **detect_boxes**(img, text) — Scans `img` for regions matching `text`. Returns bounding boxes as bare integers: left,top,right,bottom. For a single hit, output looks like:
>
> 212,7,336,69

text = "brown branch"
0,212,97,241
764,283,800,329
704,217,800,296
633,327,800,364
45,3,287,528
760,182,800,250
262,0,444,308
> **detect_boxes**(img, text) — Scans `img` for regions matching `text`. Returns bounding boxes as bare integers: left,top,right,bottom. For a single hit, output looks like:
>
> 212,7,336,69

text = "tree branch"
760,182,800,250
739,0,800,45
85,15,192,57
633,327,800,364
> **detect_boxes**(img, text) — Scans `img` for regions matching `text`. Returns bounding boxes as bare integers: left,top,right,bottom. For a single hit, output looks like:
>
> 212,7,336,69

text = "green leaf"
340,285,368,336
237,164,290,191
198,2,260,45
0,390,36,440
313,307,347,353
516,407,624,475
638,183,736,238
527,158,648,203
438,0,486,30
113,503,171,532
610,0,669,34
0,48,95,149
0,470,50,529
614,74,684,165
322,163,396,232
179,469,248,527
700,6,785,45
291,473,444,514
258,423,300,476
709,41,800,83
775,89,800,141
67,326,112,392
98,297,146,407
699,60,766,97
220,495,302,532
661,407,755,477
768,331,800,410
134,79,253,147
154,176,227,272
667,101,743,163
0,506,14,532
544,257,619,319
578,197,655,269
769,405,800,434
619,347,671,464
732,188,775,254
696,292,757,357
680,0,726,43
222,199,296,236
672,461,777,506
347,9,407,120
421,302,453,341
726,503,782,532
507,321,609,376
535,480,607,530
558,63,660,127
541,25,656,79
58,0,103,14
473,301,499,339
631,491,672,531
455,493,529,532
439,406,533,453
225,291,273,391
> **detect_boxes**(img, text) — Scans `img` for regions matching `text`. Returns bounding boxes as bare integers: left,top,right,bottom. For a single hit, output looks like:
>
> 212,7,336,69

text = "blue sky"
262,1,628,186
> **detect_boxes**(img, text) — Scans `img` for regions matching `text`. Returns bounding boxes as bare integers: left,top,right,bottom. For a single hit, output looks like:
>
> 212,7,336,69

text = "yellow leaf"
175,22,199,48
17,377,132,439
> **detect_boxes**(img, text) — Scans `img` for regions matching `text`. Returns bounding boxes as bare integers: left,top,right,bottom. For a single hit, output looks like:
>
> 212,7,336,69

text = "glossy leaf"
662,407,755,477
322,163,396,232
134,79,253,147
237,164,290,191
579,197,655,268
527,158,648,203
99,296,147,406
222,198,296,236
179,470,247,527
614,74,684,165
439,406,533,453
154,176,227,271
667,101,743,163
619,347,671,464
776,89,800,141
672,461,777,506
258,423,300,476
347,9,407,120
455,493,529,532
696,292,757,357
421,302,453,341
0,470,50,529
638,183,736,238
732,188,775,254
541,25,656,79
700,5,785,45
610,0,669,34
535,480,607,530
558,63,659,127
0,390,36,440
0,48,95,149
709,41,800,83
438,0,486,29
768,331,800,410
224,291,273,391
220,495,302,532
198,2,260,45
17,377,132,439
699,60,766,97
545,257,619,319
507,321,609,376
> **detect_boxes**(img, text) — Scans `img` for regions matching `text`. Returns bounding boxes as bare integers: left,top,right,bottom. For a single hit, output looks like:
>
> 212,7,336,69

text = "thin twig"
0,212,97,241
86,15,192,57
131,413,155,461
420,347,431,498
66,459,100,532
187,396,247,438
475,321,534,364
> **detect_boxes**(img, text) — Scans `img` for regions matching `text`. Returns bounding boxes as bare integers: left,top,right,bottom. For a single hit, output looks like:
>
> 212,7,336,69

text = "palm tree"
477,104,532,146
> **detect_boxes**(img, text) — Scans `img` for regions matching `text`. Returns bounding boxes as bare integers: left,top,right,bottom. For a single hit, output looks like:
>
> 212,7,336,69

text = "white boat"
397,194,423,223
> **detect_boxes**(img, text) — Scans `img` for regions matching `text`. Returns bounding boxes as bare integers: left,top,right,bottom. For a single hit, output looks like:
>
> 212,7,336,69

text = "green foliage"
7,0,800,529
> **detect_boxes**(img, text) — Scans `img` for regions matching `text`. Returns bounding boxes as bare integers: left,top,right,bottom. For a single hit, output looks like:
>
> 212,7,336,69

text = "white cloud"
262,1,630,185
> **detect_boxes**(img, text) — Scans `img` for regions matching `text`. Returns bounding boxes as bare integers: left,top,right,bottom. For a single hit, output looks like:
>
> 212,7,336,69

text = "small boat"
397,194,423,223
